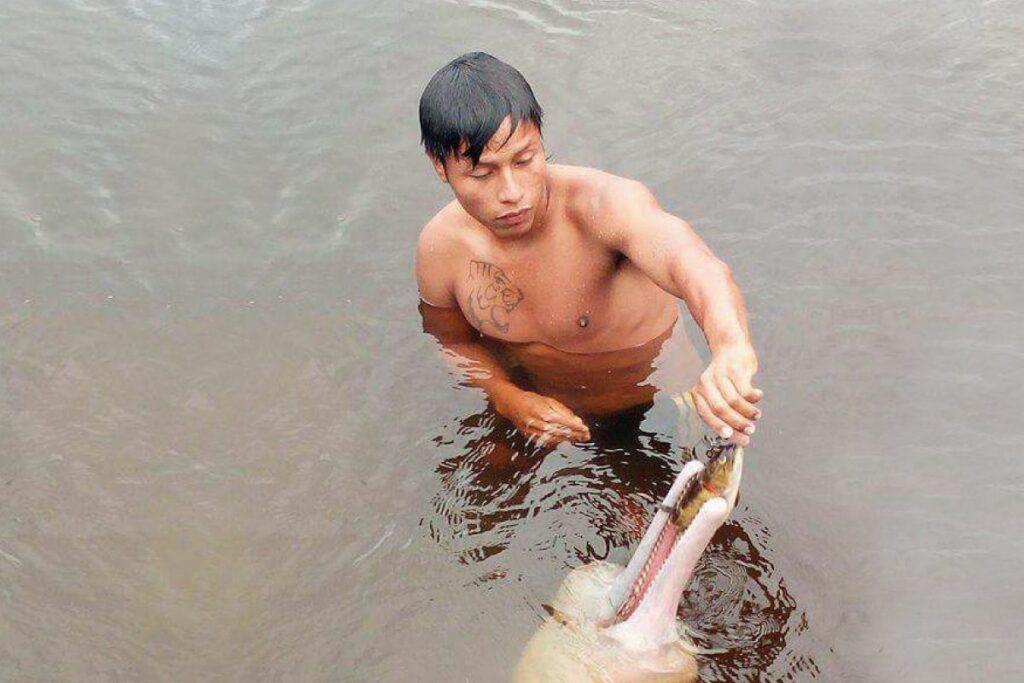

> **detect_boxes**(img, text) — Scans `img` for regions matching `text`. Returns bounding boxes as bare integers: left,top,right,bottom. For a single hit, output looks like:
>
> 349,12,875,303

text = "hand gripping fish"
514,406,743,682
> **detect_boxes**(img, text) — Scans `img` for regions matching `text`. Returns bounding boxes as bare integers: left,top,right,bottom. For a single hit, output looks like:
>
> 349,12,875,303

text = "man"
416,52,762,448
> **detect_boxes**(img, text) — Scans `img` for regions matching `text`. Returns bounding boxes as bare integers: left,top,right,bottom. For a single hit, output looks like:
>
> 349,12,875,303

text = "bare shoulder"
551,165,659,240
419,200,467,245
416,201,469,307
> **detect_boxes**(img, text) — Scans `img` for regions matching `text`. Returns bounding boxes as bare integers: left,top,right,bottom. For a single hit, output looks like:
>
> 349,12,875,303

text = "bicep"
416,231,458,308
610,185,718,293
416,236,476,342
418,300,478,343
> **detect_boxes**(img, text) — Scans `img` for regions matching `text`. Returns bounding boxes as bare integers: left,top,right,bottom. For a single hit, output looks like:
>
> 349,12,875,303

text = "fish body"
514,561,697,682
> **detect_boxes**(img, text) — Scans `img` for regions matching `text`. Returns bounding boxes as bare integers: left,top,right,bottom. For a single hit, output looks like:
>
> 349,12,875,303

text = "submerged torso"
486,317,704,416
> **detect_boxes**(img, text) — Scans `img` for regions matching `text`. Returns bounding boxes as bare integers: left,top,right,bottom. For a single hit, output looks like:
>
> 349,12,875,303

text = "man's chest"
453,247,620,344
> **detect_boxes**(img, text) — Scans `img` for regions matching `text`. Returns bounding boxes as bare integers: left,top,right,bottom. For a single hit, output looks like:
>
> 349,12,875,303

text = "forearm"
433,338,590,442
435,340,518,402
610,195,761,441
618,202,752,355
673,257,762,445
418,300,519,405
673,257,752,354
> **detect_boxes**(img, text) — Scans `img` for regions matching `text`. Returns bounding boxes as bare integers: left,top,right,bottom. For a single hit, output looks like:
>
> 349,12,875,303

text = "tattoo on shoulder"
465,260,524,334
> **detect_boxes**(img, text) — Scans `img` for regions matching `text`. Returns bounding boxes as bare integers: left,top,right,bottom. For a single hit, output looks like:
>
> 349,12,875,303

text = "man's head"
419,52,548,238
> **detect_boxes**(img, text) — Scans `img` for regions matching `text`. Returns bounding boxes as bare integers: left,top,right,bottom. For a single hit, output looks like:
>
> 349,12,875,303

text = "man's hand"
493,388,591,447
691,342,763,447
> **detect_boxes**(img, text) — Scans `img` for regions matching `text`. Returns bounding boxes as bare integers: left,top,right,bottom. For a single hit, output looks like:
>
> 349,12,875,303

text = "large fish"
514,433,743,682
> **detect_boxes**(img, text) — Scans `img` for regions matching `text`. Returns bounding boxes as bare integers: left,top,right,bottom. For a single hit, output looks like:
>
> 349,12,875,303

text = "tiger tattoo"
465,260,524,334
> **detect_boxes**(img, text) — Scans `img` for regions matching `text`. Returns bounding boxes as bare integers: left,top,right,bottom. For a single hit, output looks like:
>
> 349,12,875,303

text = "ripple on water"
684,516,820,680
425,405,818,681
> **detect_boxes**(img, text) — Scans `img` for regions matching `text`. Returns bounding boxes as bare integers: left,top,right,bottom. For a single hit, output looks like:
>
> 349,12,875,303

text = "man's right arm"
417,299,518,405
416,225,589,444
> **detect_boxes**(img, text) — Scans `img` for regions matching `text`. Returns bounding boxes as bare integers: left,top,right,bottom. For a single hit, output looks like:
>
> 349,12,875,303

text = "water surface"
1,1,1022,681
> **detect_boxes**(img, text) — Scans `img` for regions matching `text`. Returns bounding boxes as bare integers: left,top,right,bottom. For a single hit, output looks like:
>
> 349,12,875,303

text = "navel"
577,314,590,328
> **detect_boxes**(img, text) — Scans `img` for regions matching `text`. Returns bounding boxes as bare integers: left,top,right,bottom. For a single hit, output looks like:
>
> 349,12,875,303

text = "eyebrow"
474,142,536,168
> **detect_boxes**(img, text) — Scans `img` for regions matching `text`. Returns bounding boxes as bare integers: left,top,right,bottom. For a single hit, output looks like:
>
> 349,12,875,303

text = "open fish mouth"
610,508,685,624
607,441,743,627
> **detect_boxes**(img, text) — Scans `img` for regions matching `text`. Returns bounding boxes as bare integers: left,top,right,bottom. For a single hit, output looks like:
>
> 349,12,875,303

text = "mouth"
497,207,530,225
606,443,743,632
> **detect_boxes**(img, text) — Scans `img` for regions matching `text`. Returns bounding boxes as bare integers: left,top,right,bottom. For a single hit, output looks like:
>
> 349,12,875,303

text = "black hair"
419,52,543,166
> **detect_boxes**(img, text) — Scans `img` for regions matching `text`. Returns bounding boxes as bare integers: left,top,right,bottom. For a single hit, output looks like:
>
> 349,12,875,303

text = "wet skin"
417,115,763,445
422,303,704,418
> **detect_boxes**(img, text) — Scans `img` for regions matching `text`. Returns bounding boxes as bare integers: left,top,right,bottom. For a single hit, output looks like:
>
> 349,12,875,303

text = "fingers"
693,391,750,447
534,423,588,444
731,373,764,411
696,374,756,438
544,398,586,428
524,424,572,449
717,377,760,423
527,420,588,443
508,393,590,445
525,429,554,450
518,397,590,446
543,399,590,440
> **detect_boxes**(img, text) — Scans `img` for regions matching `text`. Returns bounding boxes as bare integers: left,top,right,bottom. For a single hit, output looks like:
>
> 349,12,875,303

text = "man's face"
430,116,547,239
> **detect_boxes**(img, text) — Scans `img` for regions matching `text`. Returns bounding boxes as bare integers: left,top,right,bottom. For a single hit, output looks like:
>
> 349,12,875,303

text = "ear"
428,153,449,184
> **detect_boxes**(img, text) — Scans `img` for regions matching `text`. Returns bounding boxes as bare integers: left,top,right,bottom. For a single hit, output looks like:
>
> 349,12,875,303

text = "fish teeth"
614,522,673,622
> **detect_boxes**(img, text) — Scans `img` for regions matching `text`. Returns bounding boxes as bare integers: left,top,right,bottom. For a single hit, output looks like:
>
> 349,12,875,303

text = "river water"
1,1,1021,681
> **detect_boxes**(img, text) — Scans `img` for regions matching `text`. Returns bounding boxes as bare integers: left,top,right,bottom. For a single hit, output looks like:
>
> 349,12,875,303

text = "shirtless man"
416,52,762,448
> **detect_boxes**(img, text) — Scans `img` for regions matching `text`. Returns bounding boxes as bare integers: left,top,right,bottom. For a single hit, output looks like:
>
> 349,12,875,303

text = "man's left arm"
591,179,763,445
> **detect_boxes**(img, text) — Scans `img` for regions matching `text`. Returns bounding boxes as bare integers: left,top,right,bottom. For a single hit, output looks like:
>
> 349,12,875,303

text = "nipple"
578,314,589,328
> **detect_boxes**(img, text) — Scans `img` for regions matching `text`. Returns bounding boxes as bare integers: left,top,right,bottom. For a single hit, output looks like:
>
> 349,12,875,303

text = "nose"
497,167,523,205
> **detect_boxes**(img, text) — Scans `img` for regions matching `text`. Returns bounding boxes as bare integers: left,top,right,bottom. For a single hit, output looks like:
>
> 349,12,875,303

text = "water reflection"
424,329,816,680
428,401,677,566
1,0,1020,678
686,516,816,681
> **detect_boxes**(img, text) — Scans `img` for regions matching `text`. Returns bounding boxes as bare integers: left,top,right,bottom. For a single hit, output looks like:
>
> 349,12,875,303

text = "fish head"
605,444,743,650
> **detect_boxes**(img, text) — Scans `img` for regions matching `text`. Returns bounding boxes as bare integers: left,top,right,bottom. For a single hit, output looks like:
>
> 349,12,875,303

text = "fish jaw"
606,461,706,614
604,446,744,650
605,497,730,650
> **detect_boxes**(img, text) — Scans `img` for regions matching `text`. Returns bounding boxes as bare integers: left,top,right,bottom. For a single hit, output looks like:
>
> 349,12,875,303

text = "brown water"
1,1,1022,681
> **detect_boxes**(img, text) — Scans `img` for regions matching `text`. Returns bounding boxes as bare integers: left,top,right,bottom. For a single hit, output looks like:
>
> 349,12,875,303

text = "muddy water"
1,1,1022,681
